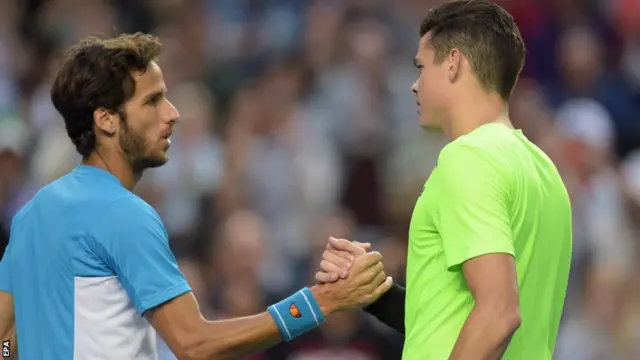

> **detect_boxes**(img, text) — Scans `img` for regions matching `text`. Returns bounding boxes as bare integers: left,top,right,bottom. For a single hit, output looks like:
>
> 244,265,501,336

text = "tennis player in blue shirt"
0,33,392,359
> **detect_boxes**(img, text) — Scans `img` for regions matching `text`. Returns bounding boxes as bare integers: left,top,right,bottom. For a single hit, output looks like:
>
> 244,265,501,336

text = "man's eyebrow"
144,90,165,103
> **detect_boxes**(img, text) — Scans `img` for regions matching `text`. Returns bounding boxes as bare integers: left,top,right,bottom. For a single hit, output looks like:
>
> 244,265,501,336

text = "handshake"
311,237,393,314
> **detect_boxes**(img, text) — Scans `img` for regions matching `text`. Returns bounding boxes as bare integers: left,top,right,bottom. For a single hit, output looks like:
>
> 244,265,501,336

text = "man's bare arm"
449,253,521,360
148,252,392,360
147,292,287,360
0,291,16,358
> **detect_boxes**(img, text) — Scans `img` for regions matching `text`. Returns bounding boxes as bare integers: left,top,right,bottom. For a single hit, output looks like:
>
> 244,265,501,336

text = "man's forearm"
364,283,405,334
448,305,521,360
164,286,337,360
185,312,282,360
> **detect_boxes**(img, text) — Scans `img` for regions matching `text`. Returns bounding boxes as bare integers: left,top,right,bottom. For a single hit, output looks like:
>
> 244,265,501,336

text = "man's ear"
93,108,117,136
447,48,463,83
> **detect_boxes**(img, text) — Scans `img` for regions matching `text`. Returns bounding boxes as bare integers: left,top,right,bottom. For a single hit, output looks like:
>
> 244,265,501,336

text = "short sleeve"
435,143,514,271
96,197,191,315
0,242,11,294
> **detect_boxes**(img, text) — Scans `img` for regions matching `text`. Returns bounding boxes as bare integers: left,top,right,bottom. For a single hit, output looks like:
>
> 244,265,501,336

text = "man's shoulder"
29,170,128,204
437,133,503,176
438,124,541,179
15,175,156,229
39,170,152,213
11,199,35,227
104,194,161,225
104,190,151,209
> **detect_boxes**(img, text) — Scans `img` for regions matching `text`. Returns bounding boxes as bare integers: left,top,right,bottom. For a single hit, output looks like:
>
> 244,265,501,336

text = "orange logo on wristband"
289,303,301,318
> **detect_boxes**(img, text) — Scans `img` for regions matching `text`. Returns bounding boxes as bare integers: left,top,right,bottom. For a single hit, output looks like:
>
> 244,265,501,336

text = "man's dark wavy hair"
51,33,162,158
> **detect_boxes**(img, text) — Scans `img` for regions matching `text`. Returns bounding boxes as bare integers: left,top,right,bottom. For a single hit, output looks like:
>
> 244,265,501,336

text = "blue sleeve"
0,242,11,294
96,197,191,315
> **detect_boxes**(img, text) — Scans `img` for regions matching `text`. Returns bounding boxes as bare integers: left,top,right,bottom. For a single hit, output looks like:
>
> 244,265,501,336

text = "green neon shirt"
403,123,572,359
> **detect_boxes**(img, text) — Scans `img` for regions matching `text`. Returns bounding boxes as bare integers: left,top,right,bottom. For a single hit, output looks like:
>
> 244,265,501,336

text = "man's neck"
83,151,140,191
443,91,512,140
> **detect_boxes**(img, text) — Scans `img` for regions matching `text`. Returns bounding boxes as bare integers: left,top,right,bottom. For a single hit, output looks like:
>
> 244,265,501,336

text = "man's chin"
419,120,443,133
147,159,168,169
137,154,169,170
150,155,169,168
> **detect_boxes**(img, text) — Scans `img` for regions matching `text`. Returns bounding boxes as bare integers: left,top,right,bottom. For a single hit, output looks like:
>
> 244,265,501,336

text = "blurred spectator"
552,98,635,321
555,266,630,360
0,116,33,235
546,25,640,157
223,59,342,293
209,210,275,311
621,150,640,216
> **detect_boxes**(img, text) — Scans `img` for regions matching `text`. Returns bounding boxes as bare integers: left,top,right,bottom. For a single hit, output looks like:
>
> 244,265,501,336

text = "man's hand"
313,251,393,312
315,237,371,284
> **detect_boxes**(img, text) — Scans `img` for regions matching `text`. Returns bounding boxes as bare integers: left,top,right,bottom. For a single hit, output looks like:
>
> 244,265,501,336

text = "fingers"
315,271,339,284
329,237,368,256
319,259,346,279
369,266,387,287
353,241,372,250
322,248,353,271
354,268,387,306
358,261,384,284
369,276,394,302
317,237,374,286
351,251,383,272
325,247,356,263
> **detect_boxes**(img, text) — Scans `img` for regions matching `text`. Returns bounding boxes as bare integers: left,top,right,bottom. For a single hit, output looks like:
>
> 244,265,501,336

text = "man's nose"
166,100,180,123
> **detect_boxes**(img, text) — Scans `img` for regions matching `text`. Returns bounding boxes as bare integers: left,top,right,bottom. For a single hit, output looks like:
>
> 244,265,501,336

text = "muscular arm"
148,287,333,360
363,283,406,334
148,251,391,360
448,254,521,360
435,143,522,359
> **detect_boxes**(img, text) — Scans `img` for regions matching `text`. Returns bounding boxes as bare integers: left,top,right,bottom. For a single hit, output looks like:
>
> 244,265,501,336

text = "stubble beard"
118,111,167,174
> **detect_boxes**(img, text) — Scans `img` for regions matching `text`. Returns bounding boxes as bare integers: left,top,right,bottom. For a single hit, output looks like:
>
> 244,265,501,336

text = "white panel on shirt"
74,277,158,359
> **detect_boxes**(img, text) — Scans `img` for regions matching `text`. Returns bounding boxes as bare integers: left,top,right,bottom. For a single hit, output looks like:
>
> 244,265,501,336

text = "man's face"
411,34,451,130
118,61,179,170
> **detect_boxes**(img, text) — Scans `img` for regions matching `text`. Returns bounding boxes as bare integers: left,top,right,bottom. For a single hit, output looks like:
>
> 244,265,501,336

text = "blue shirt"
0,165,191,359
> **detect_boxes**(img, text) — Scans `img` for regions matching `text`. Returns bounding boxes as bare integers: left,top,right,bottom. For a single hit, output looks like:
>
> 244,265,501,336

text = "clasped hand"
314,237,392,311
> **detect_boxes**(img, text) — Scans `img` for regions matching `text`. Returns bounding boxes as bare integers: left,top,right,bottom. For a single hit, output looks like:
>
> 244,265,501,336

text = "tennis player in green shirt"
315,1,572,359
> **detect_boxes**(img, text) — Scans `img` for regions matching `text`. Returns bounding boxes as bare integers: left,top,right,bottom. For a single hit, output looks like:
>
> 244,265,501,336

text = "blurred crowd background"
0,0,639,359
